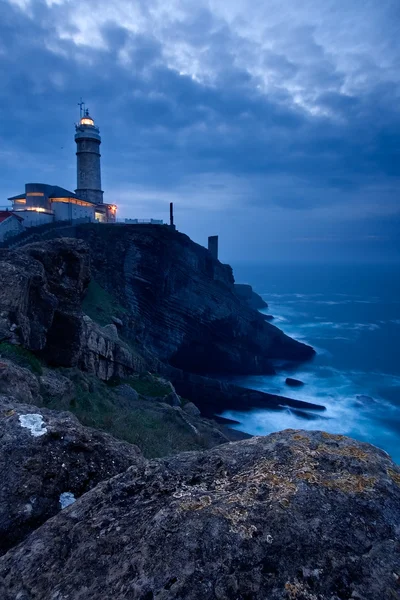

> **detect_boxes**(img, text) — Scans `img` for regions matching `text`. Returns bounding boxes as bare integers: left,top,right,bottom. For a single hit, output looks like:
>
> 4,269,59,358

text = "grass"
124,376,171,398
82,279,127,326
0,342,43,375
42,370,206,458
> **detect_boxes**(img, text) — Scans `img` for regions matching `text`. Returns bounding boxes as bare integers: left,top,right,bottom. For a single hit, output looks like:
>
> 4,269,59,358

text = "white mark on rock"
60,492,76,509
19,414,47,437
266,534,273,544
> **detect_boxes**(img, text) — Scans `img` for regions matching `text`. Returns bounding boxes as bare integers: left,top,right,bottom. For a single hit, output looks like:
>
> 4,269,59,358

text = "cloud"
0,0,399,262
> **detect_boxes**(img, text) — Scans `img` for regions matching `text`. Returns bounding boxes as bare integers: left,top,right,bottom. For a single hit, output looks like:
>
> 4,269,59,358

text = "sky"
0,0,399,263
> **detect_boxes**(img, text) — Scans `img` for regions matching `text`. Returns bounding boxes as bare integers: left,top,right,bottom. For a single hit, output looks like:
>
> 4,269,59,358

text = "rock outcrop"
168,368,325,418
0,396,142,556
0,360,41,404
74,224,314,375
234,283,268,310
1,430,399,599
0,239,138,380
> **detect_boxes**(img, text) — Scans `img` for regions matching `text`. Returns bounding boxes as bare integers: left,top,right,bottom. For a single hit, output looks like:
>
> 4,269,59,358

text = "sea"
223,263,400,463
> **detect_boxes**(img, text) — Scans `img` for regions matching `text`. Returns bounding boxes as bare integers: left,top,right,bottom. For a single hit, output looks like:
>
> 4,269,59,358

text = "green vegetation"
82,279,127,326
124,376,171,398
106,374,171,397
0,343,43,375
43,369,206,458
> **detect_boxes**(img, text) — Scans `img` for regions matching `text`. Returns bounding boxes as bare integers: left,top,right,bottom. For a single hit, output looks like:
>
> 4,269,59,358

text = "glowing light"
80,117,94,126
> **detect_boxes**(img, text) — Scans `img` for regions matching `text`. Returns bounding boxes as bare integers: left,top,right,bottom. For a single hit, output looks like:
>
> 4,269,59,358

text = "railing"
122,219,164,224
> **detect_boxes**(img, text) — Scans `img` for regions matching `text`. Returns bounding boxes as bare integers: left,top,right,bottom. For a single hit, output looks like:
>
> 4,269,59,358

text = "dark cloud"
0,0,399,261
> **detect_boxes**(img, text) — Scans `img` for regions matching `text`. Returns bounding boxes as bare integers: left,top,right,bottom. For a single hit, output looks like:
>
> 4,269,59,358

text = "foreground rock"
75,224,314,374
0,397,142,556
1,430,399,599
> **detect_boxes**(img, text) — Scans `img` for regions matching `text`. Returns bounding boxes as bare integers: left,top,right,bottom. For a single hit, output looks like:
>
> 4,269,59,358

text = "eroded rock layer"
75,224,314,374
1,430,399,599
0,239,137,380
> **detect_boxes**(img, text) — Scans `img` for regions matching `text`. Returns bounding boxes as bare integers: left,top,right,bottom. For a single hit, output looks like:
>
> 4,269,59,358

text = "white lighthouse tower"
75,105,104,205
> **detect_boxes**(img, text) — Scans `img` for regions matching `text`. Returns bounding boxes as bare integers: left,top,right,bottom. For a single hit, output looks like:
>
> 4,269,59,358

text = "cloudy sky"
0,0,399,262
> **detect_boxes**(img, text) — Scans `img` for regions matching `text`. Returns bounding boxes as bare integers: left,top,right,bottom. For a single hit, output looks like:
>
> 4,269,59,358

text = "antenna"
78,98,85,119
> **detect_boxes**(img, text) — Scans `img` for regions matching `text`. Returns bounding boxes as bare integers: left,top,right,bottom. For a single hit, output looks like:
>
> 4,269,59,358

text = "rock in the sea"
0,396,142,556
356,394,377,404
1,430,399,599
285,377,305,387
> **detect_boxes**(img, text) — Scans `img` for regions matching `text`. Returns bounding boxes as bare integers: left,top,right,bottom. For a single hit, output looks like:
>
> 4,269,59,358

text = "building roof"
0,211,23,223
47,185,81,199
8,193,26,201
8,184,86,202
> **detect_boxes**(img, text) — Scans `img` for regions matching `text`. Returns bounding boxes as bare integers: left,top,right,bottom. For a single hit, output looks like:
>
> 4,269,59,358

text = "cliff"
0,239,141,380
234,283,268,310
73,224,314,374
1,430,399,599
0,234,398,599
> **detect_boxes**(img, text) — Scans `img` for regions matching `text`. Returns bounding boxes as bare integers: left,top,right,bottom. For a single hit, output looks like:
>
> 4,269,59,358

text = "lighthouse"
75,106,104,205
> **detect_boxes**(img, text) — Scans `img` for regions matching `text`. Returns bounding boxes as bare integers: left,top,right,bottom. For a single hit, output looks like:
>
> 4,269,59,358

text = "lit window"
80,118,94,126
26,192,44,197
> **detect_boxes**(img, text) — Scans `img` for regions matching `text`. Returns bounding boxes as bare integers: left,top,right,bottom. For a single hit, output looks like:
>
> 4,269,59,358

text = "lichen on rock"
1,429,399,599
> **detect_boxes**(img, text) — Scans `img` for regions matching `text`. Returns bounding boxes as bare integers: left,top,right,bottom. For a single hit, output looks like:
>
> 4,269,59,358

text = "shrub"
0,343,43,375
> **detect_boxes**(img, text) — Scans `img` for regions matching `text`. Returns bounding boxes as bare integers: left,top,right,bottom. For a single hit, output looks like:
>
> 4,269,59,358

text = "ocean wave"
220,366,400,461
293,321,380,332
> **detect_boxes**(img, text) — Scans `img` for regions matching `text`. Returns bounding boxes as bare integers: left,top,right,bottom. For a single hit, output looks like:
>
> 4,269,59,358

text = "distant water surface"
222,263,400,463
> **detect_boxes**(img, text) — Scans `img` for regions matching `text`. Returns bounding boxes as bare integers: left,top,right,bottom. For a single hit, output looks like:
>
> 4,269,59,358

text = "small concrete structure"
208,235,219,260
0,212,24,242
124,219,163,224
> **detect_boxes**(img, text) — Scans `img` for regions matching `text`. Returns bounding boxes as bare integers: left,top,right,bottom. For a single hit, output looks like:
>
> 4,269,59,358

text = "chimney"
169,202,175,229
208,235,218,260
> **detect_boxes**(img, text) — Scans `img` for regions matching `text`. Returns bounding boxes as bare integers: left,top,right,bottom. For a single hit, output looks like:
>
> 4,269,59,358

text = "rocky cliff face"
234,283,268,310
0,239,137,380
1,430,399,600
74,224,314,374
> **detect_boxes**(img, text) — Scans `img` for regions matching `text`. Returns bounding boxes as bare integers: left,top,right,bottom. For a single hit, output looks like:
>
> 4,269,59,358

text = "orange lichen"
316,443,369,461
322,474,376,493
292,434,310,442
388,469,400,487
321,432,346,441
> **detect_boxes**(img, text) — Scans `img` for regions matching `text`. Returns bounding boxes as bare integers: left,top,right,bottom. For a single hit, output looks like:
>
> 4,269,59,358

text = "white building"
0,212,24,242
7,108,117,231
